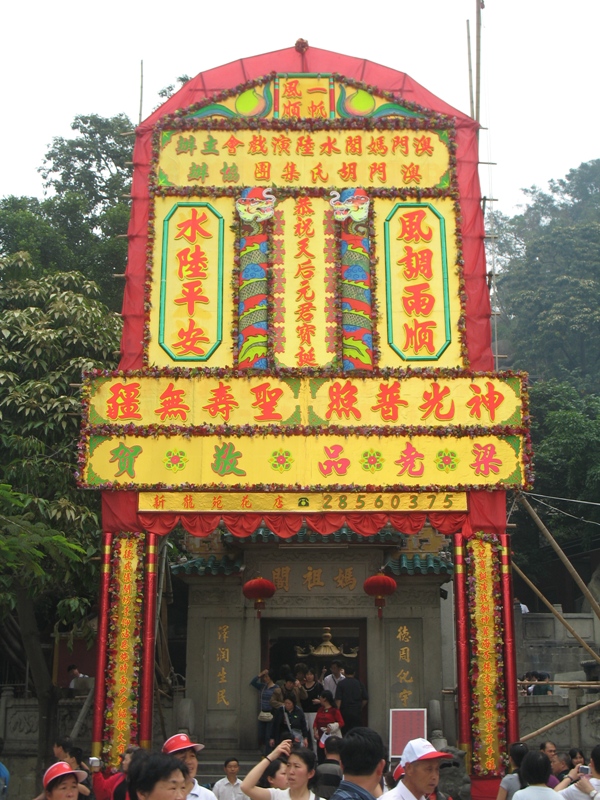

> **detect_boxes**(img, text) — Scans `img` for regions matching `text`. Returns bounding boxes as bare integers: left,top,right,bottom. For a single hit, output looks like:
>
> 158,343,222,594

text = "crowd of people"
31,725,449,800
496,740,597,800
25,723,599,800
250,662,367,762
19,662,597,800
519,674,553,696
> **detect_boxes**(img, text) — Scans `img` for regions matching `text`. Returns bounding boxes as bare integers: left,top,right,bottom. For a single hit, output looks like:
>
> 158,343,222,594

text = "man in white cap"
387,738,452,800
163,733,218,800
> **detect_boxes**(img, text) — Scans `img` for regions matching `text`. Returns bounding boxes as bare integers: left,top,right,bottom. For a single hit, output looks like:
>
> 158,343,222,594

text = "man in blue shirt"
330,728,386,800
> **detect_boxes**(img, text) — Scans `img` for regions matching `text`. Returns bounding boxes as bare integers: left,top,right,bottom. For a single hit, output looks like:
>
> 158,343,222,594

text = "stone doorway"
261,618,368,690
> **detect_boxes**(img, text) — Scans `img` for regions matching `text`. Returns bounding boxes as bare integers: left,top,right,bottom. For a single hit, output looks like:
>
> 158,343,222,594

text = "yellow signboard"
80,73,532,498
158,129,450,190
138,491,468,513
83,432,524,490
85,373,525,430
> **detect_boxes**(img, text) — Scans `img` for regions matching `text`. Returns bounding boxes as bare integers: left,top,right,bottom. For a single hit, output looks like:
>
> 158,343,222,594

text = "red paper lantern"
243,577,276,618
363,573,397,618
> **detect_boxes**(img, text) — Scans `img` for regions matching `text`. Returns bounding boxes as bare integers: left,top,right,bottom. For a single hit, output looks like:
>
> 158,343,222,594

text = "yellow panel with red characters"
84,373,525,430
82,432,525,491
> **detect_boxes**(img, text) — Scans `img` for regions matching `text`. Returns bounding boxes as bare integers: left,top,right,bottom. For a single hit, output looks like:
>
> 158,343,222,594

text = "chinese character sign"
81,70,531,497
147,76,461,370
158,129,450,193
102,535,143,765
81,372,529,492
83,431,524,490
86,374,524,430
381,200,459,364
148,199,233,365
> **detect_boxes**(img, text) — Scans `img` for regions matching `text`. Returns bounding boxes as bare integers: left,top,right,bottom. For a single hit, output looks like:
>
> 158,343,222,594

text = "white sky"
1,0,597,216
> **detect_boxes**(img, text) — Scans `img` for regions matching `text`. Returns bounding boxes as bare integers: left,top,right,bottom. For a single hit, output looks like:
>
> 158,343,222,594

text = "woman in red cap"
43,762,87,800
161,733,216,800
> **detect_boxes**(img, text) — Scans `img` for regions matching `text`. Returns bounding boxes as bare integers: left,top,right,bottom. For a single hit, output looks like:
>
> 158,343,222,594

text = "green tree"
492,160,600,392
508,380,600,613
0,251,122,759
0,114,134,311
40,113,133,213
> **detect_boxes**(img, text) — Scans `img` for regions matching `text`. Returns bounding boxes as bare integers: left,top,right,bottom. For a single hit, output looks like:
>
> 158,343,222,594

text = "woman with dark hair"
91,745,140,800
555,744,600,795
127,751,187,800
497,743,529,800
313,692,344,764
513,752,554,800
258,759,288,789
299,667,323,754
568,750,586,769
43,762,87,800
242,740,316,800
270,696,309,748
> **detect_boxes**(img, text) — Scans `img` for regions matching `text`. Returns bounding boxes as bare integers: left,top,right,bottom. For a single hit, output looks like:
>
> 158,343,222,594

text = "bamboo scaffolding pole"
521,697,600,742
511,561,600,667
475,0,482,124
518,495,600,622
467,20,475,119
518,681,600,687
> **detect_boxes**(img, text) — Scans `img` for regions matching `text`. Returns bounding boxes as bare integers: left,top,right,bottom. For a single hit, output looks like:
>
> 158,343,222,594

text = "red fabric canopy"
102,490,504,537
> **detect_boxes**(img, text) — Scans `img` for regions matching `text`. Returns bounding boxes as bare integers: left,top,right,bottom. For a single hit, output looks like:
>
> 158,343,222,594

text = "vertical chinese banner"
102,533,144,765
208,621,239,714
277,197,333,368
465,534,507,776
394,623,416,708
215,624,231,709
376,197,462,369
148,197,235,368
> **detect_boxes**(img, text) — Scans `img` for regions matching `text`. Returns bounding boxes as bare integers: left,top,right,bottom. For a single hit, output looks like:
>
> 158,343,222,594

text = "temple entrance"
261,618,367,688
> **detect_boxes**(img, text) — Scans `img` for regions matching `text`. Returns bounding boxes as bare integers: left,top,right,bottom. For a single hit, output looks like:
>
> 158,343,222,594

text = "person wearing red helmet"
42,761,87,800
162,734,217,800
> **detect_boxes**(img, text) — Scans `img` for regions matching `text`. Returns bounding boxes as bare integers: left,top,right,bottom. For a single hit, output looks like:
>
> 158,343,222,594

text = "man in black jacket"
335,666,367,734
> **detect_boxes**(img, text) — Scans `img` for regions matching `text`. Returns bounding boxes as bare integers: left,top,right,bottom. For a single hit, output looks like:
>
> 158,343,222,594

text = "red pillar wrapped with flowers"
92,532,145,765
463,528,510,782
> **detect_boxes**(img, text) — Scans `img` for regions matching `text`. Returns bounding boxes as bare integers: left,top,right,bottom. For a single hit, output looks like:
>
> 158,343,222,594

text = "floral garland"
327,214,342,368
83,365,530,383
102,532,144,763
82,421,529,439
77,470,529,495
465,532,507,775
